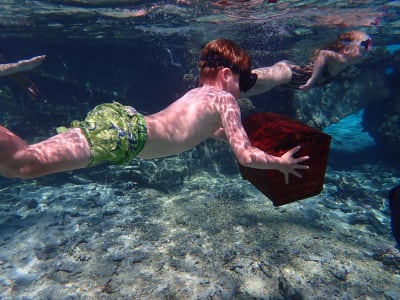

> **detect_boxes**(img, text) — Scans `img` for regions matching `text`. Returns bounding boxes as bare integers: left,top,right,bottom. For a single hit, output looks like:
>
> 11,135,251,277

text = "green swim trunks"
58,102,147,166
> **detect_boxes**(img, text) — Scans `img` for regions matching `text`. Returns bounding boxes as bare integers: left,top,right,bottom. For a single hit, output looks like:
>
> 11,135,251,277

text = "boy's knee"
0,165,39,179
0,167,22,179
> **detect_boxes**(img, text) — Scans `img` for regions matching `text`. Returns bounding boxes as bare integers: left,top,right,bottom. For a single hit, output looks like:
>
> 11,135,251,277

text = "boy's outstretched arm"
218,95,309,184
0,126,91,179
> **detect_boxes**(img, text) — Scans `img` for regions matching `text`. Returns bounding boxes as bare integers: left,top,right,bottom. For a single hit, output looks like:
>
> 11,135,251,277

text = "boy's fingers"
291,170,303,178
284,174,289,185
296,164,309,170
296,155,310,163
288,145,301,155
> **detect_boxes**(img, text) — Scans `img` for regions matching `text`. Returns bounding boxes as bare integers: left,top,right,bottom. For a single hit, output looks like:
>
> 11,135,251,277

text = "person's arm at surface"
241,61,294,97
218,94,309,184
0,55,46,76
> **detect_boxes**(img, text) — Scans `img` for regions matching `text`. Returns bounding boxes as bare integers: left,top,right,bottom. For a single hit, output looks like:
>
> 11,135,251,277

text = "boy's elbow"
236,154,254,167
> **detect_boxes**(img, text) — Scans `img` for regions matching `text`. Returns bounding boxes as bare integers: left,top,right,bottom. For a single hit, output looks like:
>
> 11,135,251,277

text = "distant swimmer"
241,31,371,97
283,31,372,90
0,55,46,99
389,184,400,247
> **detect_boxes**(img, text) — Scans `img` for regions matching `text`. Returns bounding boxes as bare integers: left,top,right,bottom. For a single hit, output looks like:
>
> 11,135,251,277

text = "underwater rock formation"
389,184,400,247
362,49,400,155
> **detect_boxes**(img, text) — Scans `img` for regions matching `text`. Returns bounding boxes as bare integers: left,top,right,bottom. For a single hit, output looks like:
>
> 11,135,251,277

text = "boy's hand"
279,145,310,184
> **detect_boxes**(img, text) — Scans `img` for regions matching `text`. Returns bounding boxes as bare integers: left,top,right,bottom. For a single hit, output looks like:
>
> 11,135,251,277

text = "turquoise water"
324,110,375,152
0,1,399,299
387,44,400,54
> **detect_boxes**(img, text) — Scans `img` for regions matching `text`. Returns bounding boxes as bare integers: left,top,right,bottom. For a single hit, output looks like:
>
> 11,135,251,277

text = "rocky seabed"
0,160,399,299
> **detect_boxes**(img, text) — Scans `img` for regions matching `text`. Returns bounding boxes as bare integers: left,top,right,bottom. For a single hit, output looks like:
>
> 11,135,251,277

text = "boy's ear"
220,67,232,81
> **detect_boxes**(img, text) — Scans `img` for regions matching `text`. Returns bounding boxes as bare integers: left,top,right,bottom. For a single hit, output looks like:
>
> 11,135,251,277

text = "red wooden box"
238,112,331,206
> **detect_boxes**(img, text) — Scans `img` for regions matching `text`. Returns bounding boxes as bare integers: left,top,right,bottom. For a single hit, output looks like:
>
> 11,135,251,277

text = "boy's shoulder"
184,85,236,101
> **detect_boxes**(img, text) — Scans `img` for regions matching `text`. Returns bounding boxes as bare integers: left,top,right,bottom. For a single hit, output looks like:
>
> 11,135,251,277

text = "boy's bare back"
139,85,235,159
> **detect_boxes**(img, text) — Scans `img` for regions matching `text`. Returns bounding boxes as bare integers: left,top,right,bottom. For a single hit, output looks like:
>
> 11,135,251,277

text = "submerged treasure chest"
238,112,331,206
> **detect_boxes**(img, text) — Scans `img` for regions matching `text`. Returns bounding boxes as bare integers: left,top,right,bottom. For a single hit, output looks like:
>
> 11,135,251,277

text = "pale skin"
299,45,367,90
300,31,370,90
0,66,309,184
241,61,294,97
244,31,369,92
0,55,46,76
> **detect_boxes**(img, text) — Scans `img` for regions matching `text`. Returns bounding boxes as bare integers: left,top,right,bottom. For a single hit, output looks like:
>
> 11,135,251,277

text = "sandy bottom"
0,162,399,299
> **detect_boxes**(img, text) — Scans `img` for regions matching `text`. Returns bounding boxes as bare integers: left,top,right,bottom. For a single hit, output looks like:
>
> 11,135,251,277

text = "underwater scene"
0,0,400,299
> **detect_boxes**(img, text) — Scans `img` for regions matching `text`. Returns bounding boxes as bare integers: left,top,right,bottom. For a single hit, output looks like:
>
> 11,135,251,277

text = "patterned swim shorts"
58,102,147,166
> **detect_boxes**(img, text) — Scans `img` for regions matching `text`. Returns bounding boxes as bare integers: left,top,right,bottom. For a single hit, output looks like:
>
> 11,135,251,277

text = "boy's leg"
0,126,91,179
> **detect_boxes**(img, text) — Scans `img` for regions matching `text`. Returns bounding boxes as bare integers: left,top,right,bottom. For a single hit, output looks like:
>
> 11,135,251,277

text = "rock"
278,274,306,300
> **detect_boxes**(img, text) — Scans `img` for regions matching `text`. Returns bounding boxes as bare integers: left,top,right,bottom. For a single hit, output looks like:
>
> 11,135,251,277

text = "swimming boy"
0,39,309,184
